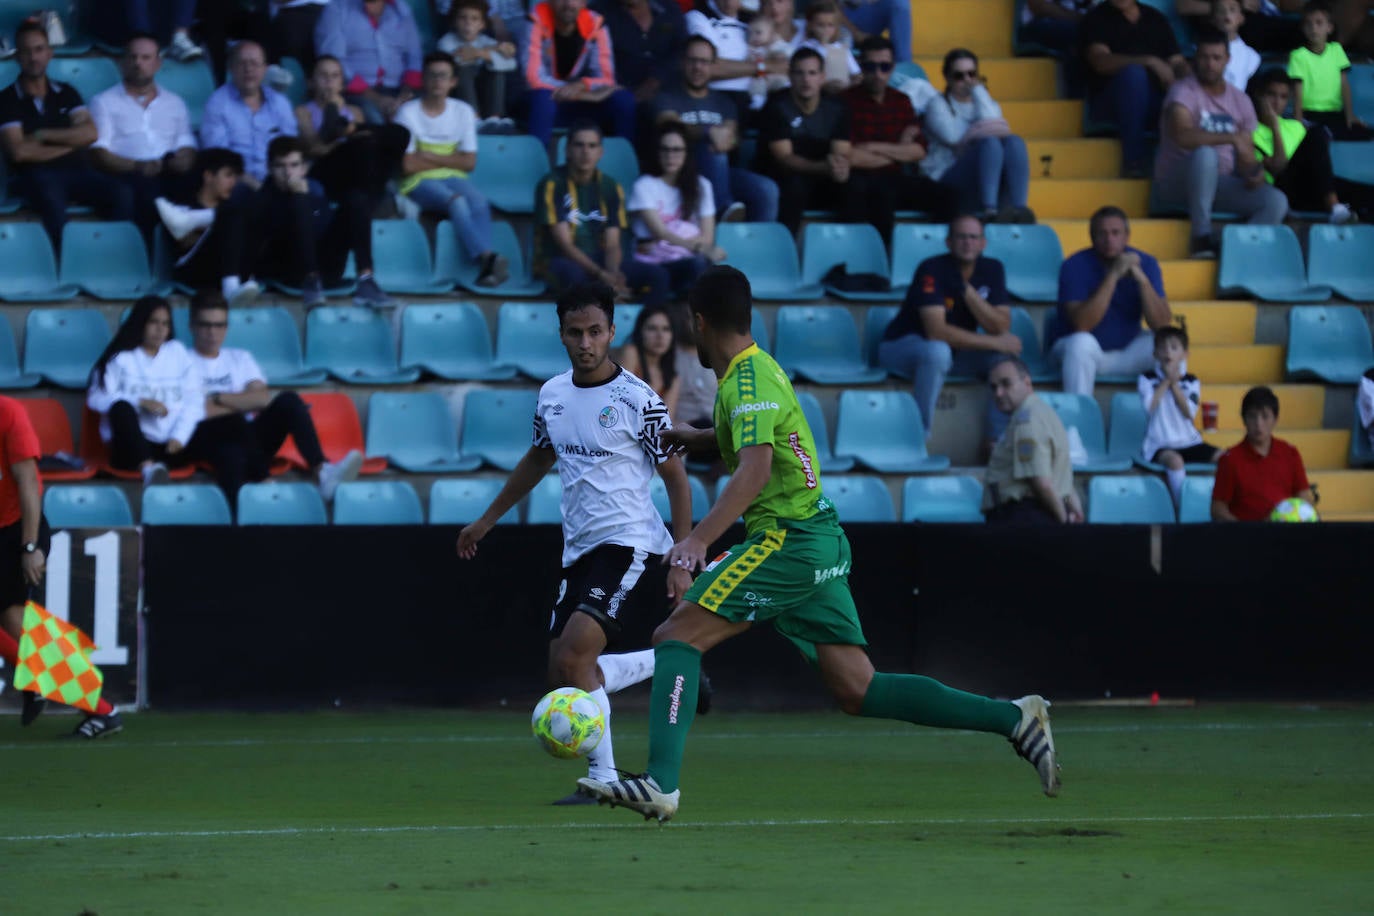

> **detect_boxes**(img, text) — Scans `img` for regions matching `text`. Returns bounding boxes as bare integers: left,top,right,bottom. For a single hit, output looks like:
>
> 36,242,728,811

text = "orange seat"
79,407,196,480
18,397,96,481
272,392,386,475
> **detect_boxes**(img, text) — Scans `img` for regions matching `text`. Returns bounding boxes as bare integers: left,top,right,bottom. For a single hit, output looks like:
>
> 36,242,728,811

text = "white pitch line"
3,812,1372,843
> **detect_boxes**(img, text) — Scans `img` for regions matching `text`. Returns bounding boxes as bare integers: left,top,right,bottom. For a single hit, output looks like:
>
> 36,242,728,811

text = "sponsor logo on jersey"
557,443,613,457
789,431,818,489
599,405,618,428
729,400,780,421
814,561,850,585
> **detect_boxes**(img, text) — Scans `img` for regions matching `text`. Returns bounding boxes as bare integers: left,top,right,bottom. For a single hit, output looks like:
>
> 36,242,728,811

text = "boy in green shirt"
1287,0,1371,139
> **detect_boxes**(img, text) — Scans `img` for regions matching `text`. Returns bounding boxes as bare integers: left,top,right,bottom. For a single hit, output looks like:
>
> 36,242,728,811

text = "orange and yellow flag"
14,601,104,713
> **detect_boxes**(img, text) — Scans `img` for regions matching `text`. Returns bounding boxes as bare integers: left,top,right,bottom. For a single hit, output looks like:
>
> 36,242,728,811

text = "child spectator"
1213,0,1260,91
746,17,793,110
1288,0,1372,140
798,1,860,93
438,0,517,128
1211,385,1314,521
1137,324,1220,506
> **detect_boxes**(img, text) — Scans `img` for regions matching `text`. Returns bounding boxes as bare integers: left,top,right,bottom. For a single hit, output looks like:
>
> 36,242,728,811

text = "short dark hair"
1241,385,1280,419
312,53,342,73
125,31,160,52
1193,26,1230,50
1153,324,1189,351
566,118,603,143
267,135,307,162
556,280,615,327
1248,67,1291,98
684,35,717,59
790,47,824,71
806,0,839,18
988,355,1031,380
688,266,752,335
423,50,458,75
1089,205,1131,235
451,0,491,19
15,18,47,48
197,147,244,176
1301,0,1332,19
942,47,977,77
857,36,895,57
190,289,228,317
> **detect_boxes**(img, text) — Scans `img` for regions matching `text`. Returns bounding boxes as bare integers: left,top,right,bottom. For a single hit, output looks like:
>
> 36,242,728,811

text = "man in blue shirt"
1049,205,1173,395
200,41,297,188
315,0,424,123
877,214,1022,439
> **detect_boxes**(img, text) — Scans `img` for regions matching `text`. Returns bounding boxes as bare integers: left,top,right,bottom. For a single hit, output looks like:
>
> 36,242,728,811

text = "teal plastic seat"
889,223,948,292
237,482,328,525
305,306,421,384
217,306,326,386
649,474,711,524
47,57,120,102
43,484,134,528
24,308,111,389
0,155,22,214
1285,305,1374,384
461,388,539,471
797,390,855,473
801,223,900,302
1331,141,1374,186
1352,64,1374,124
474,135,551,213
985,224,1062,303
1039,392,1132,472
494,302,567,380
157,59,216,131
277,56,308,106
1217,225,1332,302
1307,224,1374,302
332,480,425,525
429,478,521,525
1349,411,1373,469
750,308,771,353
526,474,563,523
59,222,168,300
1087,475,1176,524
369,220,452,294
1011,306,1056,382
863,305,901,373
715,223,822,301
1107,392,1214,472
365,391,481,472
1177,475,1217,523
141,484,232,526
0,318,40,387
401,303,517,381
435,220,544,297
0,223,79,301
774,306,887,384
833,390,951,473
823,474,896,522
900,475,984,522
555,134,639,190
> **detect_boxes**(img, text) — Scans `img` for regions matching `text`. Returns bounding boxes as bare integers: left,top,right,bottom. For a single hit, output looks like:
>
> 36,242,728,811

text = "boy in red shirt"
1211,386,1315,521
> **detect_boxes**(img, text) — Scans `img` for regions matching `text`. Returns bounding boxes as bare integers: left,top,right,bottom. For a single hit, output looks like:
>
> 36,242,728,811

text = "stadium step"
1028,179,1150,218
1002,100,1085,139
1187,344,1284,383
1025,139,1122,180
1159,260,1217,301
914,56,1058,100
1203,429,1350,470
1169,302,1257,346
910,0,1014,58
1043,219,1193,261
1306,470,1374,519
1200,384,1326,430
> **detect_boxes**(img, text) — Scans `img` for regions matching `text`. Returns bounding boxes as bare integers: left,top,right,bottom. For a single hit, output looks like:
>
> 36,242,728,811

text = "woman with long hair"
87,296,204,486
921,48,1035,224
617,304,680,420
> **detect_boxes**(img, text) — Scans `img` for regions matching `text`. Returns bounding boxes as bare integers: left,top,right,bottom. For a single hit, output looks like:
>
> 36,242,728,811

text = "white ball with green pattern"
531,687,606,759
1270,498,1319,522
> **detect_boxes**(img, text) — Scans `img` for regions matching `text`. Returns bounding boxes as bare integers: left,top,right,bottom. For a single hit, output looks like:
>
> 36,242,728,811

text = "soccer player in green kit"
579,265,1060,822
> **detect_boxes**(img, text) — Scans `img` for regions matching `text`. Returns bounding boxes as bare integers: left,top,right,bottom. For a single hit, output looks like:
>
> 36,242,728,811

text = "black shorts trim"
1151,442,1220,464
550,544,657,641
0,515,51,610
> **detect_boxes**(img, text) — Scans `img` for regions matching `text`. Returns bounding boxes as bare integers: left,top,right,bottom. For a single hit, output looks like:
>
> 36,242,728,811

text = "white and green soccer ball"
531,687,605,759
1270,498,1319,523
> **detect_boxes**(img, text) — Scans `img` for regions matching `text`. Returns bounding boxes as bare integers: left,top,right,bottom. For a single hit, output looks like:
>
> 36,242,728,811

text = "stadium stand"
237,482,328,525
332,480,426,525
141,484,233,526
44,483,135,528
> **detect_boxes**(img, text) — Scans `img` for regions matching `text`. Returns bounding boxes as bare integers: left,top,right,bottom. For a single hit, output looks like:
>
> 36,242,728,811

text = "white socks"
585,686,616,782
596,649,655,694
1166,468,1186,506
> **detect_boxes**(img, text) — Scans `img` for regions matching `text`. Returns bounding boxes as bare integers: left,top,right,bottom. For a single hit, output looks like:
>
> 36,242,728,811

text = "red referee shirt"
1211,436,1309,521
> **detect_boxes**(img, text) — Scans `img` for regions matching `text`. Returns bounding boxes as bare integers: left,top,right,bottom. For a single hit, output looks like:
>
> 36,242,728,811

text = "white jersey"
1137,364,1204,460
533,366,675,567
190,346,265,395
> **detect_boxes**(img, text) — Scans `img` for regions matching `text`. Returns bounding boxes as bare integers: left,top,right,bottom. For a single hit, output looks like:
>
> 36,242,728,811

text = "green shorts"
684,510,866,664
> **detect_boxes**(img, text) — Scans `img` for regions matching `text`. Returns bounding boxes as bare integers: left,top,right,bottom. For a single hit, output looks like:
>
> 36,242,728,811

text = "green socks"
860,671,1021,737
646,640,702,793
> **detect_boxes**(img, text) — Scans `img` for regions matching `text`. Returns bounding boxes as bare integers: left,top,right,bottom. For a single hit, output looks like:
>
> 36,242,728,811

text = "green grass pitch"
3,704,1372,914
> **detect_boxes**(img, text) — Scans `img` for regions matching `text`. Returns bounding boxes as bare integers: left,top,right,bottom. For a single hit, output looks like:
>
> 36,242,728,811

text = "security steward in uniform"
981,356,1083,524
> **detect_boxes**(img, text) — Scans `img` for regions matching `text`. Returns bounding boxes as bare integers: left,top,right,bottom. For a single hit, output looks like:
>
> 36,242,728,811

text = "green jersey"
713,343,830,535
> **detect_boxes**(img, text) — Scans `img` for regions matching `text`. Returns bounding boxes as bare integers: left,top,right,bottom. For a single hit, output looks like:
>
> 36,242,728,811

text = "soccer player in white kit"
457,280,695,802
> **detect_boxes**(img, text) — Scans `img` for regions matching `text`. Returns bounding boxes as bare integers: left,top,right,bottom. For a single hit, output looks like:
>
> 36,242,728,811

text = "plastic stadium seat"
47,57,120,102
774,307,887,384
461,388,539,471
0,155,22,214
237,482,328,525
0,224,79,302
1306,225,1374,302
797,390,855,473
435,220,544,297
365,391,481,472
715,223,822,301
824,475,896,522
889,223,949,292
1038,392,1132,472
429,478,521,525
1285,306,1374,384
801,223,901,302
404,0,438,46
368,220,452,294
23,309,110,389
1331,141,1374,186
1217,225,1333,302
19,398,95,481
494,302,567,380
833,390,951,473
863,305,900,372
1011,306,1057,382
900,475,985,522
1107,393,1215,472
141,484,233,526
400,303,517,381
649,474,711,524
305,306,421,384
43,484,135,528
750,308,771,353
273,392,386,474
1177,475,1216,523
984,224,1062,302
77,407,195,481
526,474,563,523
555,134,640,190
473,135,550,213
58,222,169,300
1352,64,1374,124
1087,475,1176,524
216,306,326,386
0,321,41,388
332,480,425,525
157,58,216,131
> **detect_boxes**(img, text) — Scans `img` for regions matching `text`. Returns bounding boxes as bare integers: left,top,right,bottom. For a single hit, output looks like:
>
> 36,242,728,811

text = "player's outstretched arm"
660,425,718,458
667,444,772,572
457,446,556,558
657,455,695,599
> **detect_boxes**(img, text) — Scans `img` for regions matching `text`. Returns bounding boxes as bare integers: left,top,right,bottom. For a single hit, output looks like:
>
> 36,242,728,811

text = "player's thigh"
654,600,751,652
548,544,653,644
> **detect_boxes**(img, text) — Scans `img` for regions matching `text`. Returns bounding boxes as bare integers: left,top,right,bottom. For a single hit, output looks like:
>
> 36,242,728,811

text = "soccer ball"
1270,498,1319,522
531,687,605,759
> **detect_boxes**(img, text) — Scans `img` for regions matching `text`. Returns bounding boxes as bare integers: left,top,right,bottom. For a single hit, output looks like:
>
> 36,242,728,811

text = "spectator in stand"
672,304,717,427
616,304,681,417
1211,0,1261,91
1137,324,1220,506
1154,29,1288,258
201,41,297,190
1178,0,1303,54
438,0,518,126
1049,205,1172,396
1019,0,1094,59
799,1,862,93
89,33,198,239
0,22,135,249
268,1,330,75
124,0,204,62
761,0,806,52
1288,0,1372,139
394,52,510,288
314,0,423,124
686,0,776,118
157,148,261,305
844,36,958,243
745,17,795,112
835,0,913,64
437,0,533,73
86,296,204,488
921,49,1035,224
1081,0,1189,178
526,0,637,145
534,121,671,304
653,36,780,222
596,0,687,105
877,215,1021,439
629,120,725,301
1212,385,1314,521
982,356,1084,524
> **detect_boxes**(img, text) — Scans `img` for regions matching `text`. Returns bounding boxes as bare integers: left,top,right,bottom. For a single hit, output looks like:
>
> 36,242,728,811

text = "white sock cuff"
598,648,655,694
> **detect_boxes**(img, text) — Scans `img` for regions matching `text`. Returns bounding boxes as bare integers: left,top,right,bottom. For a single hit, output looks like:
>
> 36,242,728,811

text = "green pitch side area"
3,705,1371,914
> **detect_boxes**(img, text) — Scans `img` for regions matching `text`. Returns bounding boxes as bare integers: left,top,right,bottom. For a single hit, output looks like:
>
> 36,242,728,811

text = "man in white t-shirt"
183,290,362,503
687,0,773,113
457,279,702,805
394,51,508,287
